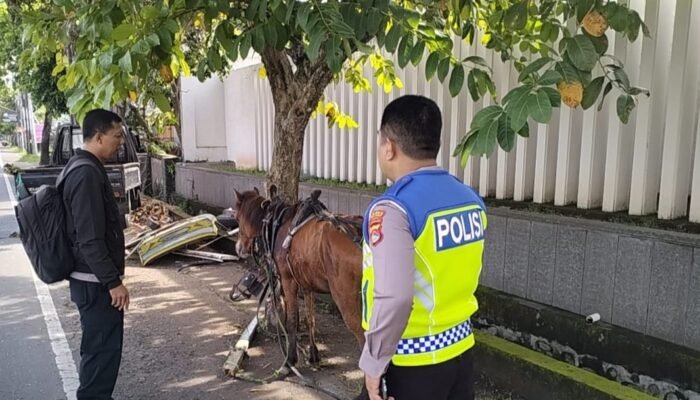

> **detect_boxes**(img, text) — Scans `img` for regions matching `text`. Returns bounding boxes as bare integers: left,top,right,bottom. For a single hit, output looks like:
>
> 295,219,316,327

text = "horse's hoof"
308,347,321,365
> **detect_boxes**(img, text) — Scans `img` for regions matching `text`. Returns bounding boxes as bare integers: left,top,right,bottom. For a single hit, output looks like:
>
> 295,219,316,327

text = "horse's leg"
328,276,366,349
303,291,320,365
280,276,299,367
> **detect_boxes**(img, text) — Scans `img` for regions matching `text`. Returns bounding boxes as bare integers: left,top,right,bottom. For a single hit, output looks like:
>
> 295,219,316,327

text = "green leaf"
437,57,451,83
252,28,265,53
141,5,160,20
220,37,238,59
555,61,580,83
367,10,383,35
627,11,641,41
502,86,530,106
540,87,561,107
239,34,252,59
528,90,553,123
263,23,278,47
581,76,604,110
462,55,491,71
425,52,440,80
613,68,630,90
111,23,136,41
470,105,503,130
576,0,595,23
609,5,629,32
518,121,530,138
410,41,425,66
458,133,479,167
449,65,465,97
385,24,401,53
474,116,499,156
641,21,651,38
467,70,479,101
505,89,530,131
209,48,222,71
157,27,173,51
616,94,635,124
518,57,553,82
587,32,609,55
98,50,113,69
246,0,260,21
597,81,613,111
629,86,650,96
145,33,160,47
164,19,179,33
504,1,528,30
397,36,412,68
306,31,325,61
566,35,597,72
118,51,132,73
497,113,515,151
538,69,563,85
154,92,171,112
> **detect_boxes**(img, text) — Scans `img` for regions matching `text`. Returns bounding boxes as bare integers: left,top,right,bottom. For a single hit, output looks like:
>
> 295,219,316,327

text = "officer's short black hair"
82,109,123,141
380,95,442,160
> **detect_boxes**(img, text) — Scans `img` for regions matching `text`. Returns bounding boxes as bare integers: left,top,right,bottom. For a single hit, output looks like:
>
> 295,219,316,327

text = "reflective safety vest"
361,169,487,366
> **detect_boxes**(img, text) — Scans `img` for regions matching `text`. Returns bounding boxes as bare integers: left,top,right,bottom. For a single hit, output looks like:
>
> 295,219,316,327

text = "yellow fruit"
557,81,584,108
159,65,173,82
582,10,608,37
128,91,138,102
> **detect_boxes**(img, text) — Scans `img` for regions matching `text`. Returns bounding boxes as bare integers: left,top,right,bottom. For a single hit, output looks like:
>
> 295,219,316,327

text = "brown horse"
233,188,365,366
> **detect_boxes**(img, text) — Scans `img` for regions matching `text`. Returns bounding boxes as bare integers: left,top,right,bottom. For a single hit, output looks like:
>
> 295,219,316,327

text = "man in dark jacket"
60,109,129,400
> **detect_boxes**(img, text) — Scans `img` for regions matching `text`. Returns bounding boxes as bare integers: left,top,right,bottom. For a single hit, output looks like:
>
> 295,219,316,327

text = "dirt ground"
50,255,522,400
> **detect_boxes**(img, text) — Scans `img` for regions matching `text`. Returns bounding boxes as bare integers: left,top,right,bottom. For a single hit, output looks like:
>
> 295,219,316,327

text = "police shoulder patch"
368,209,385,246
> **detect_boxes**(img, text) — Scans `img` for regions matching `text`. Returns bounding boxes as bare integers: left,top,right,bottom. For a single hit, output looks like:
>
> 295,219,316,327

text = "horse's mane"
237,191,269,226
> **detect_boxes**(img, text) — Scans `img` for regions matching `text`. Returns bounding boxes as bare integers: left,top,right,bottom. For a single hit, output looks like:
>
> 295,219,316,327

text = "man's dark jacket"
60,149,125,289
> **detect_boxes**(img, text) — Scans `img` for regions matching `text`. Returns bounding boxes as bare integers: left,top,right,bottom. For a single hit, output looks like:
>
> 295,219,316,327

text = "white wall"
181,75,228,162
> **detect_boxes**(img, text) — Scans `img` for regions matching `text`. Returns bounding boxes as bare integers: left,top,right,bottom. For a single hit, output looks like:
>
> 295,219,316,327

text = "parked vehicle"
17,124,144,216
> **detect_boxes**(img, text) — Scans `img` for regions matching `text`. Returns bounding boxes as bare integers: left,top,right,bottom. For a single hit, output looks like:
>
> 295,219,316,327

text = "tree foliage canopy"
18,0,649,190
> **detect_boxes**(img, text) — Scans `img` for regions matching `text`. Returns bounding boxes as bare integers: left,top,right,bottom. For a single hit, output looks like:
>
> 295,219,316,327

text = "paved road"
0,148,73,400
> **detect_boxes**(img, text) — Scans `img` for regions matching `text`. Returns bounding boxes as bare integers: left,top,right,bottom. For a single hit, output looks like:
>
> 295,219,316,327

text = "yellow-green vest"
362,169,487,366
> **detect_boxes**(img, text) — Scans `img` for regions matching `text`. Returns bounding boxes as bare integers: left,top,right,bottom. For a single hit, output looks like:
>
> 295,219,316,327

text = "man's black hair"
380,95,442,160
82,109,123,141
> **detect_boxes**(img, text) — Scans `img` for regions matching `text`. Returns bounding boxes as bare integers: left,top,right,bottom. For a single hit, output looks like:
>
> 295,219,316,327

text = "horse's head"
233,187,267,258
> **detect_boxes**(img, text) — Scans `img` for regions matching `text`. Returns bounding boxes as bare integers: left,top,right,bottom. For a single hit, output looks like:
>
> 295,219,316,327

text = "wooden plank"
223,316,259,377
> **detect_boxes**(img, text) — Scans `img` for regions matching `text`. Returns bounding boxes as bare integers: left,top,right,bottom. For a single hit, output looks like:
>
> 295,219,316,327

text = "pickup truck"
17,124,145,216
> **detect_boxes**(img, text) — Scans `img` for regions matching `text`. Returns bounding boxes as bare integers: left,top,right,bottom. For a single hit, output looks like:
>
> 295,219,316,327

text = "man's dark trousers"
69,279,124,400
384,349,475,400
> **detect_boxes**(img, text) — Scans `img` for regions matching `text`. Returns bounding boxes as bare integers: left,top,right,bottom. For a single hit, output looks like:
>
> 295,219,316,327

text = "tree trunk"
262,49,334,204
39,113,52,166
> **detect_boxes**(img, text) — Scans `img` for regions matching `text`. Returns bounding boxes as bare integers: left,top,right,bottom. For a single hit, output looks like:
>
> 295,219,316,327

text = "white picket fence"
251,0,700,221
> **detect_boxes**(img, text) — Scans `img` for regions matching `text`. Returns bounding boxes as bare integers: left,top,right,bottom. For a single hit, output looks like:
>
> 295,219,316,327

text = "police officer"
360,95,487,400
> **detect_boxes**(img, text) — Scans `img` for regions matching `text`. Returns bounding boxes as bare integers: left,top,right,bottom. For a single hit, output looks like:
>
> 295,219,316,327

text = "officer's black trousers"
385,349,475,400
69,279,124,400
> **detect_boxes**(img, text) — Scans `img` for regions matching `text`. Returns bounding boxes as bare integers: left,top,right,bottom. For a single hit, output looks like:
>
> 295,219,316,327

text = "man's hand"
109,284,129,311
365,374,393,400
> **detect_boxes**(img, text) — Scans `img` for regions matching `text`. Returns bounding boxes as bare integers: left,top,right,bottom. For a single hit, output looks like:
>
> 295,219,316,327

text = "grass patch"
18,152,40,165
302,176,387,193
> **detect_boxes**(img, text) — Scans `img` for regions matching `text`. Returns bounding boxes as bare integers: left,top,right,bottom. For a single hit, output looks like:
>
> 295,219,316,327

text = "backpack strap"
56,157,100,189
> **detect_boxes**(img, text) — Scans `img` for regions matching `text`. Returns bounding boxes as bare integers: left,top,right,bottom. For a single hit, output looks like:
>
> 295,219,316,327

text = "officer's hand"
365,374,393,400
109,284,130,311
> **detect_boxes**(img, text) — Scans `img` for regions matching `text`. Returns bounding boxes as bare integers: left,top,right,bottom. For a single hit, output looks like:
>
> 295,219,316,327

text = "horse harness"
253,190,362,286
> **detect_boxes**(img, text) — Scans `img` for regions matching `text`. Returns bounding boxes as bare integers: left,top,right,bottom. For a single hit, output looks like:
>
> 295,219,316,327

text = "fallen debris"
223,316,259,377
173,249,239,262
136,213,220,266
129,199,173,227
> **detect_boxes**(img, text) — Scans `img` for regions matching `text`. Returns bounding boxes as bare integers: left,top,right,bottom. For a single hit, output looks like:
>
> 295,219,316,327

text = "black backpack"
14,158,95,284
